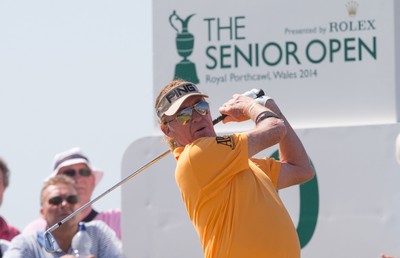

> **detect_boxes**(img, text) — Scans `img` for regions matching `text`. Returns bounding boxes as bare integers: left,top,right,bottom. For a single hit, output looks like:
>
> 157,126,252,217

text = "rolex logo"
346,1,358,17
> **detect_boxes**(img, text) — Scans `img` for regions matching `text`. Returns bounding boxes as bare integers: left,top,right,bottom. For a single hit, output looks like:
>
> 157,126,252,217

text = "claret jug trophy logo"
169,10,199,84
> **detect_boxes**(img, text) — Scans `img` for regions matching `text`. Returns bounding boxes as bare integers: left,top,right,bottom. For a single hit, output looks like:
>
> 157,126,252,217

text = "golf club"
44,88,265,253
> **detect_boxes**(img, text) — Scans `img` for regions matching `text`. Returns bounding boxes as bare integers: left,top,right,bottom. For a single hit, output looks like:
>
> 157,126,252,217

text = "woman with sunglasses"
3,175,123,257
155,80,315,258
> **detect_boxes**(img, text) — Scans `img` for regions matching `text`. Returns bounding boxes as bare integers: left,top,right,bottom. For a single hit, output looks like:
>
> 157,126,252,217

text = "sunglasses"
48,195,79,206
164,101,210,125
62,168,92,177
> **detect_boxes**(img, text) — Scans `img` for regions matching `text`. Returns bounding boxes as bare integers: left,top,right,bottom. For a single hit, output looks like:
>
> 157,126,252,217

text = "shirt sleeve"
3,234,37,258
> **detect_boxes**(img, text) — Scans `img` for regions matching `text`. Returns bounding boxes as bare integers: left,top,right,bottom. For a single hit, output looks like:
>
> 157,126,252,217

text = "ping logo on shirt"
216,135,235,149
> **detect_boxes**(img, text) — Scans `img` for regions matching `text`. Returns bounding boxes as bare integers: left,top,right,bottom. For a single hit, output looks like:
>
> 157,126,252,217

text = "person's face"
40,183,80,228
57,163,95,202
161,96,216,147
0,171,5,207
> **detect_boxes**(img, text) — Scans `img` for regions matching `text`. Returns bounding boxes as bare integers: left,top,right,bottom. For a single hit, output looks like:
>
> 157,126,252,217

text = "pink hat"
49,147,103,186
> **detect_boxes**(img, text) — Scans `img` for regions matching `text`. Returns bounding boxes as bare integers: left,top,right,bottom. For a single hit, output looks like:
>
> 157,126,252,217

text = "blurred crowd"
0,147,122,257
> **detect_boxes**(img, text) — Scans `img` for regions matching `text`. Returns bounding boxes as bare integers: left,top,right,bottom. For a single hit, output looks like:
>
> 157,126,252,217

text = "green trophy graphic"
169,10,199,84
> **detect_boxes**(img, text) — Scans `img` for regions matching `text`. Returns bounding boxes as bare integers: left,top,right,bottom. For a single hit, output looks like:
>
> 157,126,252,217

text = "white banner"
152,0,397,128
121,123,400,257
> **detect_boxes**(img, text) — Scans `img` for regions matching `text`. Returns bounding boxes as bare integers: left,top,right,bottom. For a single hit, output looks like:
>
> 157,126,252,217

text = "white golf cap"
155,82,208,118
49,147,103,186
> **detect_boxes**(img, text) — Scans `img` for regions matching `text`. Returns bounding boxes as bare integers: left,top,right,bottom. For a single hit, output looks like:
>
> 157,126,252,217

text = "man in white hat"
22,147,121,239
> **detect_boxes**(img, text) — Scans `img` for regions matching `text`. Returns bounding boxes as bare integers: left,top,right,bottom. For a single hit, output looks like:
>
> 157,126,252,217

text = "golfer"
155,80,315,258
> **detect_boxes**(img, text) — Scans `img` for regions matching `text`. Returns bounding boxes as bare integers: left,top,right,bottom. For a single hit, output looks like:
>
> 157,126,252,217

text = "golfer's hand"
219,94,254,123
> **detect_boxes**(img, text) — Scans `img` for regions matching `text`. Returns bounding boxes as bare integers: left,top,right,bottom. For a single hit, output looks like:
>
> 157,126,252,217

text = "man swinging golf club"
155,80,315,258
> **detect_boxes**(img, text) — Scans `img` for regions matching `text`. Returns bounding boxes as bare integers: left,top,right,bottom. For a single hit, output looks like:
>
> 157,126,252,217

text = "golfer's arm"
275,111,314,189
246,103,286,157
246,99,314,189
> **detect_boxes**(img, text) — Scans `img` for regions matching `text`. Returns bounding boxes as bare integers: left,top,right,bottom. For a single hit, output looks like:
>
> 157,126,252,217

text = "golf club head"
44,230,61,253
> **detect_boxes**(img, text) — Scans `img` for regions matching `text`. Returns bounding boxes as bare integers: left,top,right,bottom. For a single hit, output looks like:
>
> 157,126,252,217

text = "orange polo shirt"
173,133,300,258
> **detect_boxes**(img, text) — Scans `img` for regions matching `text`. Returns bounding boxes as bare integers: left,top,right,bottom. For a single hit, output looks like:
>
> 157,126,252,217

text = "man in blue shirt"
4,175,123,258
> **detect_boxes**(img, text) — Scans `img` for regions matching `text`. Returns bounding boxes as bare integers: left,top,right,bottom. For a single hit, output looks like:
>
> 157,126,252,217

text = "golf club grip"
212,89,265,125
212,114,227,125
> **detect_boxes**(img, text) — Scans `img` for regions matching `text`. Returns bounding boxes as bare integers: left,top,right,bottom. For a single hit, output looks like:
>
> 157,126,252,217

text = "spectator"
0,158,20,256
4,175,123,257
23,148,121,239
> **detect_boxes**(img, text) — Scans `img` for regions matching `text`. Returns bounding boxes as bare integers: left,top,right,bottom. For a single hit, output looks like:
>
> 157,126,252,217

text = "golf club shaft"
47,149,170,233
47,117,223,233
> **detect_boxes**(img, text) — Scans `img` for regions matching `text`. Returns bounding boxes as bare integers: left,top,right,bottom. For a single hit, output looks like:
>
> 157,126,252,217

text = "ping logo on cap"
165,83,199,104
156,82,208,118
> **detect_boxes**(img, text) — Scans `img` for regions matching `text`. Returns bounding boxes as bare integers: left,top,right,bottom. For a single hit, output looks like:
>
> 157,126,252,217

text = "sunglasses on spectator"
48,195,79,206
62,168,92,177
163,101,210,126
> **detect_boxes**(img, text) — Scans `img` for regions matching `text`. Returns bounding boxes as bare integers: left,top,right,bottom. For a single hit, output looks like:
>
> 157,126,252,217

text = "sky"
0,0,155,231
